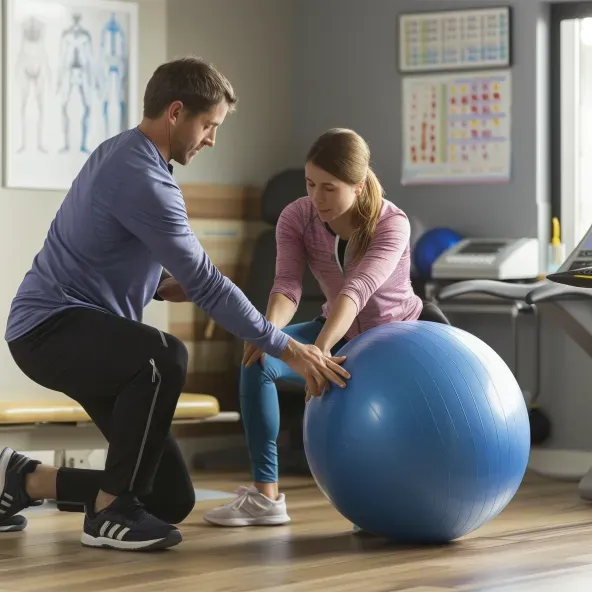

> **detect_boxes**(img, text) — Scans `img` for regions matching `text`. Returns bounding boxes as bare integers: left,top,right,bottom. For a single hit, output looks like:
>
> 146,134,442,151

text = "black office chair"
240,168,325,324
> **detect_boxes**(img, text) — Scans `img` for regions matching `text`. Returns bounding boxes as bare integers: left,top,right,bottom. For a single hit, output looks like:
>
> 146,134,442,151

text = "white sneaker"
203,486,290,527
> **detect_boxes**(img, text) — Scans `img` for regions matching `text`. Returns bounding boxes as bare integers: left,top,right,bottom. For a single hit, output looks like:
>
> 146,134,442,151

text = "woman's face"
305,161,362,224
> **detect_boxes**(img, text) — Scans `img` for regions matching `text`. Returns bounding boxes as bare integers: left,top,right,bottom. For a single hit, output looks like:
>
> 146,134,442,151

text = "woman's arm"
339,212,411,315
243,202,307,367
316,212,411,354
314,294,357,354
266,292,298,330
269,202,307,310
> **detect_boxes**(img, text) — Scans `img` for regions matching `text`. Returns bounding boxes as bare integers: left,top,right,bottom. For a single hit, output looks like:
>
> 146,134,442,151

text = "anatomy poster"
401,70,511,185
3,0,138,190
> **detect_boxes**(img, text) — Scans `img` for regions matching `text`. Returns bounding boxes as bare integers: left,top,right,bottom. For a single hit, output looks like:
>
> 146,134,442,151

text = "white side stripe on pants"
158,330,168,348
129,358,162,491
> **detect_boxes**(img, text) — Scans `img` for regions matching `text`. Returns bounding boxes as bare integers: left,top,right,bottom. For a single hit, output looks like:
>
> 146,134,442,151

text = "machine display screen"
457,241,506,255
577,231,592,258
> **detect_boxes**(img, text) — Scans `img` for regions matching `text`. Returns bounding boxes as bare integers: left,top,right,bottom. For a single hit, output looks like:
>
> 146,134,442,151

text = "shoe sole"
0,517,27,533
80,529,182,551
203,514,291,527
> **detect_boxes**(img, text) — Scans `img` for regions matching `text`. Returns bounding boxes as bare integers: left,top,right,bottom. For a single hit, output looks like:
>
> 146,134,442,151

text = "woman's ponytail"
350,167,383,262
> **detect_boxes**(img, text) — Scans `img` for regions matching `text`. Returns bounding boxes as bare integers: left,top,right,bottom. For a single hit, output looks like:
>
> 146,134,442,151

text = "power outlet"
63,449,106,470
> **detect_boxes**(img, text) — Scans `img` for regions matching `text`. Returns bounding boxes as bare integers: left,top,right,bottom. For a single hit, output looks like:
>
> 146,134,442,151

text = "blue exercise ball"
303,321,530,544
413,227,463,278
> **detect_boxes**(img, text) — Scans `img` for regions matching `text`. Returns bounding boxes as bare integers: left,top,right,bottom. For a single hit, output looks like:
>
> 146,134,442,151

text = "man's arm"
111,176,289,358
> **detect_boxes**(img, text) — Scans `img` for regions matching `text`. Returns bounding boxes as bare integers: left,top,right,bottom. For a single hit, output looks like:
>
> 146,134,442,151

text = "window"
552,3,592,253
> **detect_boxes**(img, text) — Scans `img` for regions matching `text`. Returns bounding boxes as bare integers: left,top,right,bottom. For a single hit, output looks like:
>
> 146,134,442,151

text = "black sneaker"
0,515,27,532
81,495,182,551
0,501,44,533
0,447,40,522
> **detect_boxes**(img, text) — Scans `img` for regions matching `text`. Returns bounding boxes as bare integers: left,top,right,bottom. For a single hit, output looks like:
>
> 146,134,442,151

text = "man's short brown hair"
143,56,238,118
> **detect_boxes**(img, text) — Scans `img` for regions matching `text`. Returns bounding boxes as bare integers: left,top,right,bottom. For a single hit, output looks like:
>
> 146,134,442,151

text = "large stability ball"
303,321,530,544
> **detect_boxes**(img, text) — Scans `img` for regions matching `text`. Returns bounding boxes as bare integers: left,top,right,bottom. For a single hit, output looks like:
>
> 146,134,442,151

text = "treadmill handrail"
525,282,592,304
437,279,547,302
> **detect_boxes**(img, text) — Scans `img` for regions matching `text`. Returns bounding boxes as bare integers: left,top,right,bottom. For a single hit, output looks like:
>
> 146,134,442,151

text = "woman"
203,128,449,528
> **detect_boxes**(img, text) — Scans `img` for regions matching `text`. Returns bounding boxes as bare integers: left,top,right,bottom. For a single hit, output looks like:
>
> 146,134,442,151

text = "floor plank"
0,471,591,591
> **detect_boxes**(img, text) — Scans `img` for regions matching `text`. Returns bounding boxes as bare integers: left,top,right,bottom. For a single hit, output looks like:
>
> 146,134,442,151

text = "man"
1,57,349,552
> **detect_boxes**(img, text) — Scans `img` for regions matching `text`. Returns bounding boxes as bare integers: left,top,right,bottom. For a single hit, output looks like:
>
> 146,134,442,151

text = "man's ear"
168,101,184,124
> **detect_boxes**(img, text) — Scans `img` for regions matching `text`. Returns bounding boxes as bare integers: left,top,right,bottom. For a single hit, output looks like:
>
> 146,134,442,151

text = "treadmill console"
431,238,539,280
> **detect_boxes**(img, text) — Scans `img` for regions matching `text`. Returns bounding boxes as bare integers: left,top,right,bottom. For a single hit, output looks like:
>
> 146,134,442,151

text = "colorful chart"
402,70,511,185
399,7,511,72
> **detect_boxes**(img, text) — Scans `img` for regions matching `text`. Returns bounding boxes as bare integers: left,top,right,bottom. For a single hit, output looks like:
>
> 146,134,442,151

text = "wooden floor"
1,470,592,591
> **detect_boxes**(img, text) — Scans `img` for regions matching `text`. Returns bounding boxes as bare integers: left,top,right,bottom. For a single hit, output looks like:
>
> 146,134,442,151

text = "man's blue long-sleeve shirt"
5,127,289,358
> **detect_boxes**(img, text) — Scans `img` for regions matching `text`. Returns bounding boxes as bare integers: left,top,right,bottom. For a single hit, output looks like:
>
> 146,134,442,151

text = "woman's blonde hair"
306,128,383,262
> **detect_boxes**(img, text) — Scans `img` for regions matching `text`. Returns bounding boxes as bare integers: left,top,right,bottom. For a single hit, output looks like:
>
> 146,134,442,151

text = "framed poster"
398,6,512,73
3,0,139,190
401,70,512,185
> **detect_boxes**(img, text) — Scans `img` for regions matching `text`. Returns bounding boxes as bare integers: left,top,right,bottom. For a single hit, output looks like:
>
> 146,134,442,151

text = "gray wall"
167,0,292,186
292,0,547,239
291,0,592,452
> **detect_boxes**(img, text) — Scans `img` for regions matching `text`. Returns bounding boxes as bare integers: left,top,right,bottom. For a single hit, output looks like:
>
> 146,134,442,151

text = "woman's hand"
243,342,264,368
157,277,189,302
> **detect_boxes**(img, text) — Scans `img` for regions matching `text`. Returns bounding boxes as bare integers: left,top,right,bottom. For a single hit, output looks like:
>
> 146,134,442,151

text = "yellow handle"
552,217,561,246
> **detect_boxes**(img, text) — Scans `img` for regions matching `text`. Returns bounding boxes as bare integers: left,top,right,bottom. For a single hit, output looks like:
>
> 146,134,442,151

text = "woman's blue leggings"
239,319,346,483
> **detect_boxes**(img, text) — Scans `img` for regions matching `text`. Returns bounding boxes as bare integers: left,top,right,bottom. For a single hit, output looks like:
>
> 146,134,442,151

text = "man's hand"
280,338,350,399
243,342,264,367
157,277,189,302
305,347,333,402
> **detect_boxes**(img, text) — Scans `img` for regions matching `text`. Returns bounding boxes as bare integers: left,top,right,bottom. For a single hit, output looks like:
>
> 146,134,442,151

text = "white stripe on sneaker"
98,522,129,541
99,521,111,537
107,523,120,538
0,449,14,498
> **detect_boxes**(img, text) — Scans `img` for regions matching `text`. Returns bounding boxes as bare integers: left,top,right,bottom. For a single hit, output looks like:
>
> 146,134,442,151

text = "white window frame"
560,19,580,255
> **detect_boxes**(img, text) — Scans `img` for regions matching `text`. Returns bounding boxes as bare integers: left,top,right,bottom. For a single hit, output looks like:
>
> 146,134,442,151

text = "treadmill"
434,225,592,498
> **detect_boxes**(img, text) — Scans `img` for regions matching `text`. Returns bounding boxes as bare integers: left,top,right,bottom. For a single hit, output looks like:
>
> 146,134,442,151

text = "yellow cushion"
0,393,219,424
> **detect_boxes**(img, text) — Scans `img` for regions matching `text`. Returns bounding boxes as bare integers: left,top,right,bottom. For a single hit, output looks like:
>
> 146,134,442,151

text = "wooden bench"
0,393,239,465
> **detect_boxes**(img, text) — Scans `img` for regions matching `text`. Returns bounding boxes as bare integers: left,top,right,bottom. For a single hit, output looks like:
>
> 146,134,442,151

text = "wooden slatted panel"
168,184,270,410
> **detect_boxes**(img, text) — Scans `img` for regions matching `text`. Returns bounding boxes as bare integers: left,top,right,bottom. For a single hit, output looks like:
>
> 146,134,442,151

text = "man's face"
170,101,228,165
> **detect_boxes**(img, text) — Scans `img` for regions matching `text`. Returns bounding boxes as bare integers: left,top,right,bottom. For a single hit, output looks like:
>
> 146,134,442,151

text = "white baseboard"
21,433,247,471
528,448,592,481
26,442,592,483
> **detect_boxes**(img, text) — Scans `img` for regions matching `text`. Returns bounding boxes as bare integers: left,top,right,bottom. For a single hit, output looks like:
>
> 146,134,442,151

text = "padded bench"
0,393,239,463
0,393,221,424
